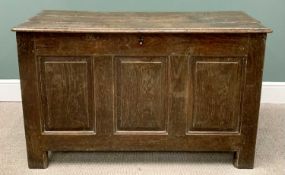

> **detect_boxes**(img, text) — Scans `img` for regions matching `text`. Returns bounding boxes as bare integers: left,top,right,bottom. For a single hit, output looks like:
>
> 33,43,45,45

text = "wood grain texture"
14,12,270,169
33,33,249,57
188,57,245,133
115,56,168,133
16,32,48,168
233,34,266,169
168,56,189,137
39,57,94,131
93,56,114,136
12,10,272,33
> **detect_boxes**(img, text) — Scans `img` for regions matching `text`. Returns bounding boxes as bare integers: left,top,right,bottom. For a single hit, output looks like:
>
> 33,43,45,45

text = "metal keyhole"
139,36,144,46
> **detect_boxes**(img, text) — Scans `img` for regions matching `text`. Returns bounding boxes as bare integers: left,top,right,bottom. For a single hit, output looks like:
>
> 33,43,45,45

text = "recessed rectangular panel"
39,57,94,131
188,57,245,133
115,56,168,132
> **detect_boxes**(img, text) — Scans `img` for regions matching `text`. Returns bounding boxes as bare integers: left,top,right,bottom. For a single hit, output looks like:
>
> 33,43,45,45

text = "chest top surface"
12,10,272,33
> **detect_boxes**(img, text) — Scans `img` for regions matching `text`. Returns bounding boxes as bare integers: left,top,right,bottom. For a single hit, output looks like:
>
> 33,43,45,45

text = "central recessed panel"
115,56,168,133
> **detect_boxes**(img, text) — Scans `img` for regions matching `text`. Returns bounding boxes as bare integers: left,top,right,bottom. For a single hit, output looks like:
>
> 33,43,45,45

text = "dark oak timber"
13,10,271,169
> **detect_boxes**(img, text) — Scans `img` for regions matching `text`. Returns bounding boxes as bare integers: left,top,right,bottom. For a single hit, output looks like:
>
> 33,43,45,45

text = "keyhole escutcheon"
139,36,144,46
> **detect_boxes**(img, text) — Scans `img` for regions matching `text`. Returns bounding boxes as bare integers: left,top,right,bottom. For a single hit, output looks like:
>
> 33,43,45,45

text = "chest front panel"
33,33,250,136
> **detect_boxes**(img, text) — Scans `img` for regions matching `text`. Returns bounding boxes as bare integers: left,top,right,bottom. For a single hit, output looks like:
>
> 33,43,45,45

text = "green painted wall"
0,0,283,81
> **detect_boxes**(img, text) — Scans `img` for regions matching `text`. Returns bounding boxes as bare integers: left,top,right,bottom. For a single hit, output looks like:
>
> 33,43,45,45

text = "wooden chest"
12,10,271,169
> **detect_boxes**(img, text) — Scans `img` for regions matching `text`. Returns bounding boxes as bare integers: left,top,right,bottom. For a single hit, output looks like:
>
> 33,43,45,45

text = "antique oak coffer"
12,10,272,169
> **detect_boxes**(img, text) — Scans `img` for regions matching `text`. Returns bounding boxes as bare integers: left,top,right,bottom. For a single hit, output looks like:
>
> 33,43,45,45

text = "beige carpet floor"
0,102,284,175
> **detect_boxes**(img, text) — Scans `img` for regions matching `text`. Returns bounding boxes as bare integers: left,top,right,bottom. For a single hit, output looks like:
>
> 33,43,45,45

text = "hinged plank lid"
12,10,272,33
